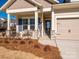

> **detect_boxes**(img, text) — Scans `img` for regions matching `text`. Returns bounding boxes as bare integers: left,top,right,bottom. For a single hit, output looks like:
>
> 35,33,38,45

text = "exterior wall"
55,8,79,13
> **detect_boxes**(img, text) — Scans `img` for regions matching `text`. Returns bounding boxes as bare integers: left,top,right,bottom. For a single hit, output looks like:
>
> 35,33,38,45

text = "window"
23,19,28,30
18,18,28,31
18,18,23,32
18,18,22,25
30,18,35,30
18,17,41,31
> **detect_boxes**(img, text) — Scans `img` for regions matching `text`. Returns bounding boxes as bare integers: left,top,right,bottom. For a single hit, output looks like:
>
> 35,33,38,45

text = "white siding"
71,0,79,2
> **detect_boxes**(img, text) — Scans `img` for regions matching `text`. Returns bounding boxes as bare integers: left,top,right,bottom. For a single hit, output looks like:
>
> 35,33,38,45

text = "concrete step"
39,36,50,40
38,39,57,47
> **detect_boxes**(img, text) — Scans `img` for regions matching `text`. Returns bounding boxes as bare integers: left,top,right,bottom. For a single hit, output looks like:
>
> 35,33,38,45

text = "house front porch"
7,10,55,39
2,0,57,40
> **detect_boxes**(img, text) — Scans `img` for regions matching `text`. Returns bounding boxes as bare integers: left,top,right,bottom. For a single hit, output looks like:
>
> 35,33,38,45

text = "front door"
45,20,51,36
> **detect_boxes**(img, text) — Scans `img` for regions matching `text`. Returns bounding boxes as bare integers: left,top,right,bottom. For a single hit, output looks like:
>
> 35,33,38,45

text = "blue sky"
0,0,7,7
0,0,64,19
0,0,7,18
0,0,15,19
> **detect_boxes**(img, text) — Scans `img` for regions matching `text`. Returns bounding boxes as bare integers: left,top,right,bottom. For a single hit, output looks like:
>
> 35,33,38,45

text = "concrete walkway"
57,39,79,59
39,39,79,59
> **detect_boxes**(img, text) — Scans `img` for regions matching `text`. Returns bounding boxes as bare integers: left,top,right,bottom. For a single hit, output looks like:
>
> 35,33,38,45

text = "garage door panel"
58,29,68,33
71,29,79,33
56,33,79,40
57,18,79,39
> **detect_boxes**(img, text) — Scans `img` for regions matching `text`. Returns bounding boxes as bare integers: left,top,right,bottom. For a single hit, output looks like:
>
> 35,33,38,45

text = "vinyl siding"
8,0,35,10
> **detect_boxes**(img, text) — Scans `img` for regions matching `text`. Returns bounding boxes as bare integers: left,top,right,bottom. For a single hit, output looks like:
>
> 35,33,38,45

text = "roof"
1,0,79,11
53,2,79,10
0,0,57,11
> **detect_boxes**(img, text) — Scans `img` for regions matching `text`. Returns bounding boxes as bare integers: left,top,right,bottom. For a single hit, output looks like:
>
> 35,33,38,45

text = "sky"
0,0,64,19
0,0,7,7
0,0,15,19
0,0,7,18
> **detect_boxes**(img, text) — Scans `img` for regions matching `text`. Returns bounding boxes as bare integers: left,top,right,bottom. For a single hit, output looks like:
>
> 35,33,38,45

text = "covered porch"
7,8,56,39
4,0,57,39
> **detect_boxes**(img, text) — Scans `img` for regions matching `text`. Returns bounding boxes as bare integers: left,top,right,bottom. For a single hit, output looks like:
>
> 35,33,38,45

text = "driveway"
39,39,79,59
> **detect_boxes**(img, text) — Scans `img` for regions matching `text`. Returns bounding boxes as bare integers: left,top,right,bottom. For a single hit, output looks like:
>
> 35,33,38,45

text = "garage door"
57,18,79,40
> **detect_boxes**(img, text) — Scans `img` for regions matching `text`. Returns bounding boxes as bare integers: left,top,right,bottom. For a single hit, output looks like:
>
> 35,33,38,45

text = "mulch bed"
0,37,62,59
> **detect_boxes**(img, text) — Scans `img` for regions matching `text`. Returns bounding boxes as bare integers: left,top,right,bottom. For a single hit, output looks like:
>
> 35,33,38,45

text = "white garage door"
57,18,79,40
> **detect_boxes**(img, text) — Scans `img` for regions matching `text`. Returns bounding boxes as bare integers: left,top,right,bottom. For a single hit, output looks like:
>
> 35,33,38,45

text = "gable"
1,0,58,11
8,0,54,10
8,0,35,10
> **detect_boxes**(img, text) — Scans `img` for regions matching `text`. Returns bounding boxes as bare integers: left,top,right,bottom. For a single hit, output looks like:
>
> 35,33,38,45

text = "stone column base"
33,30,39,39
51,30,56,40
51,30,58,47
6,30,10,37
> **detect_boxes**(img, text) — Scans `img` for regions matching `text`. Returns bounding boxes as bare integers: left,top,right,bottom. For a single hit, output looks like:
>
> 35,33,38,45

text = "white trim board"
6,7,38,13
56,14,79,18
6,7,52,13
43,8,51,12
55,12,79,18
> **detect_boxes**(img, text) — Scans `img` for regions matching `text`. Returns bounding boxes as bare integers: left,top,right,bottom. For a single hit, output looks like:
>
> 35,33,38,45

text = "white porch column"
16,16,19,33
51,8,57,40
51,9,57,32
7,13,11,36
34,11,38,39
28,19,30,30
41,12,44,37
35,11,38,30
